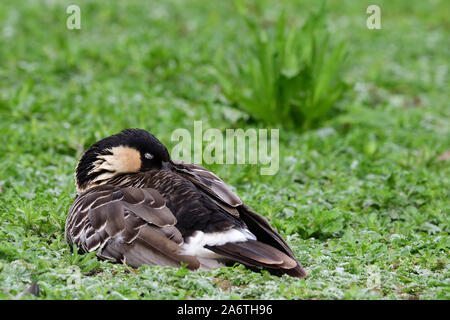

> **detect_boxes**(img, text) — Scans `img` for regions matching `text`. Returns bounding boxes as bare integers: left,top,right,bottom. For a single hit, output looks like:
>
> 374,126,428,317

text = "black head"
75,129,171,192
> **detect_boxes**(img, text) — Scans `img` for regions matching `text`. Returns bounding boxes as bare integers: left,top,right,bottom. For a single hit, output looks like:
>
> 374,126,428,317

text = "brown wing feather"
65,185,199,270
172,160,242,212
239,204,297,258
171,160,306,277
238,204,307,277
171,161,306,277
206,239,297,269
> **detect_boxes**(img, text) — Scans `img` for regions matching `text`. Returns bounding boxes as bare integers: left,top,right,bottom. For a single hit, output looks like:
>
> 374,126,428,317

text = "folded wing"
172,161,307,278
65,185,199,270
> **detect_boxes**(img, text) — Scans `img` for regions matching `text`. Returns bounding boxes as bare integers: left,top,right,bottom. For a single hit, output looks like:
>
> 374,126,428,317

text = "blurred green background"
0,0,448,299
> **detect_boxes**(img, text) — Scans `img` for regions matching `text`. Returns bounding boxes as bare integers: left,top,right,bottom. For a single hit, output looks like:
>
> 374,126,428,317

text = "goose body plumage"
65,129,307,278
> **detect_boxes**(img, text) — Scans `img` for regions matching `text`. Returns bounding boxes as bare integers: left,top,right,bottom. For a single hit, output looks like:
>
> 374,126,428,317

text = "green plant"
215,4,348,130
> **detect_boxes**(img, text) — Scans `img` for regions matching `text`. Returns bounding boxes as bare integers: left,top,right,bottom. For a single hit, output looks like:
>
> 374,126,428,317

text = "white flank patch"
181,228,256,258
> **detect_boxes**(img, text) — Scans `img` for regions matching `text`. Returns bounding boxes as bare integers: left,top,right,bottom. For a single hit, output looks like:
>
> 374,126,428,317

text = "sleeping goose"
65,128,307,278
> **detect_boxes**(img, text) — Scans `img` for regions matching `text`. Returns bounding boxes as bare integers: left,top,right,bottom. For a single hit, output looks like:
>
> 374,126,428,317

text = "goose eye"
144,153,153,160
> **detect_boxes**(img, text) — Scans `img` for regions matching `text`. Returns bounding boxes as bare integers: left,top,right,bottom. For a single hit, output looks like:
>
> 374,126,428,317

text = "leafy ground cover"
0,0,448,299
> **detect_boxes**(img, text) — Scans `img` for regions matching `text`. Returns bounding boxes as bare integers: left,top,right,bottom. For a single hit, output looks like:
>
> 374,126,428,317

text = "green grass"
215,2,348,130
0,0,449,300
